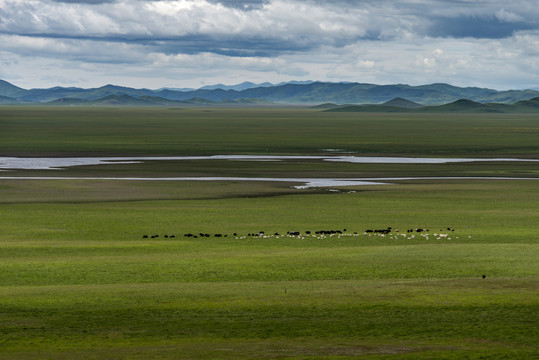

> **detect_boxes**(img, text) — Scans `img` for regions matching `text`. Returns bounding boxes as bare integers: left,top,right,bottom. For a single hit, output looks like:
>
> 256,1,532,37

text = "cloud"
0,34,148,64
51,0,116,3
427,16,534,39
205,0,269,10
495,8,525,23
0,0,398,55
0,0,538,89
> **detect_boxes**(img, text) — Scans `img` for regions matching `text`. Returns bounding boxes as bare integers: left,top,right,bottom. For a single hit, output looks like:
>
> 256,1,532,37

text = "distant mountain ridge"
0,79,538,106
43,94,272,106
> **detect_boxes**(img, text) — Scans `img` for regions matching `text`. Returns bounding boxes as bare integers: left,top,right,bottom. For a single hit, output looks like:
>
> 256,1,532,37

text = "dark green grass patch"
0,242,536,286
1,279,537,358
1,107,539,157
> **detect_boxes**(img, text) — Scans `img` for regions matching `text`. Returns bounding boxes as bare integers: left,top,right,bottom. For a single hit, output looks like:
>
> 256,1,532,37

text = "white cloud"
495,9,525,23
357,60,375,68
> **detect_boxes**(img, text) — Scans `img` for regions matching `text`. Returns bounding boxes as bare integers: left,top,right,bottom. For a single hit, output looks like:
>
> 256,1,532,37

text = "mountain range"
1,79,538,108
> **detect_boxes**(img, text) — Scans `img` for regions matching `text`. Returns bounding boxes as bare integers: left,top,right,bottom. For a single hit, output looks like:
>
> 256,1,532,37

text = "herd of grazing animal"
142,234,176,239
139,227,488,278
141,227,457,240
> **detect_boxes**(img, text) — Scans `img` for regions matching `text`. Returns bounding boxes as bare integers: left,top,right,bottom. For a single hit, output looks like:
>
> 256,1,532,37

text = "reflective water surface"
1,155,537,188
1,155,538,170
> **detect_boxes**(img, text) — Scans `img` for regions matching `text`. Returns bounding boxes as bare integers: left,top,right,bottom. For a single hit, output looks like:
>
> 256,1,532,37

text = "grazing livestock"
366,228,391,234
153,225,456,242
142,235,148,238
316,230,340,235
482,274,486,279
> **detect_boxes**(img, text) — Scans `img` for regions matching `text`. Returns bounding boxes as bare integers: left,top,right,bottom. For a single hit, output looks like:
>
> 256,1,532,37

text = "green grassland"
1,106,539,157
0,107,538,359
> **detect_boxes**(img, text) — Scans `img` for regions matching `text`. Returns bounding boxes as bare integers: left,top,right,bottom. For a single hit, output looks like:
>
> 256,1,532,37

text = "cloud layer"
1,0,538,89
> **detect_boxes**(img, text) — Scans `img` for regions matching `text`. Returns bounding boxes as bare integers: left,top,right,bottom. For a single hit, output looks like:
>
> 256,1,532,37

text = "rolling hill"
382,97,424,108
326,97,539,113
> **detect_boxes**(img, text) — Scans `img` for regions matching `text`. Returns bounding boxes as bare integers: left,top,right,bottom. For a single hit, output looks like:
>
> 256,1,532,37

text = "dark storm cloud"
0,32,374,59
156,36,306,57
428,16,534,39
205,0,269,10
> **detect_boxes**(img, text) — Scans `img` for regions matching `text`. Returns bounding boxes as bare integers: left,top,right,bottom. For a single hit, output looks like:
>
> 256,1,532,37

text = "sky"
0,0,538,90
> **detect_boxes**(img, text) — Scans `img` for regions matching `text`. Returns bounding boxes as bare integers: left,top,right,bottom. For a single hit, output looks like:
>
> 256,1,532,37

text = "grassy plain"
0,106,538,359
1,106,539,157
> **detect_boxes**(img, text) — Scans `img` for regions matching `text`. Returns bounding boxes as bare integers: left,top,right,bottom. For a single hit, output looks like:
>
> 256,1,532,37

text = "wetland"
0,106,537,359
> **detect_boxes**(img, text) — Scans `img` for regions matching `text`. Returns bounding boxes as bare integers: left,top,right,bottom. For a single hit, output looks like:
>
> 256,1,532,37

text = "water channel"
1,155,537,189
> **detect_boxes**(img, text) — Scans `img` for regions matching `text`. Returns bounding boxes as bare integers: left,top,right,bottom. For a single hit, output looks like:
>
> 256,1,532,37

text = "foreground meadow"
0,107,538,359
